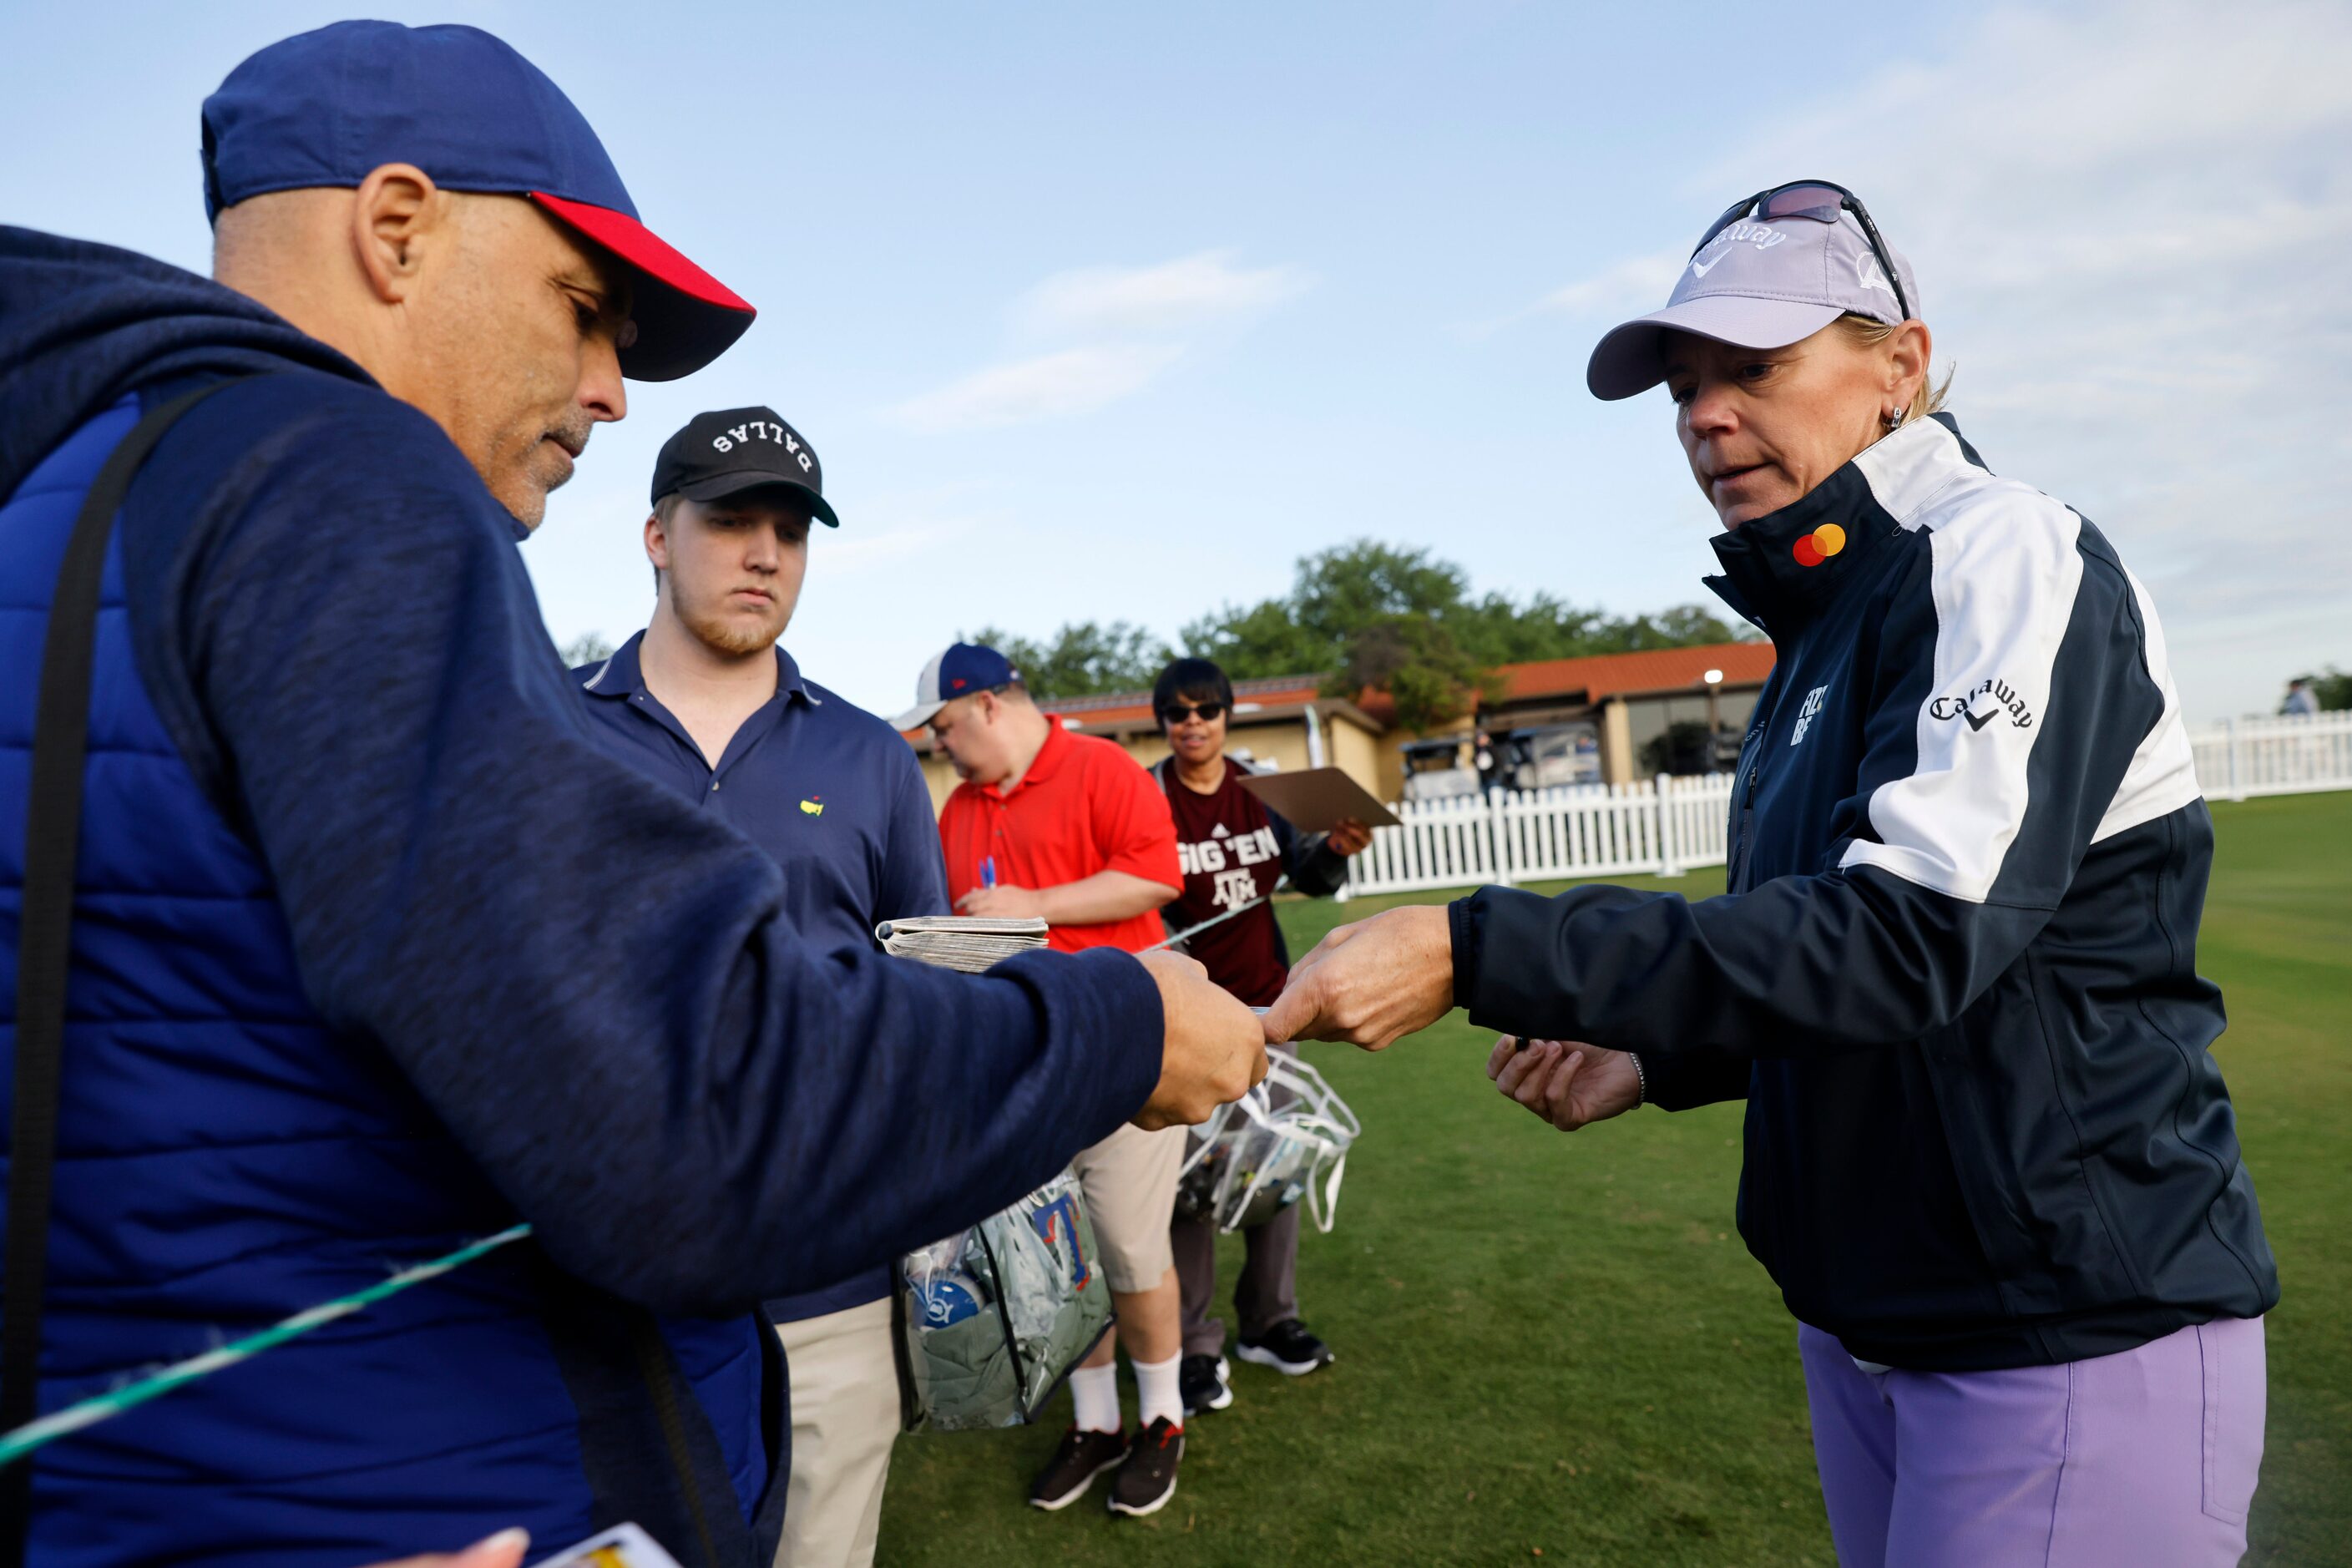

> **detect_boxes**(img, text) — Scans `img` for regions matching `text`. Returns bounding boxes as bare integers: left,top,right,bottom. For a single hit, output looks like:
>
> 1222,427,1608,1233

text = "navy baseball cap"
892,644,1023,731
201,21,754,381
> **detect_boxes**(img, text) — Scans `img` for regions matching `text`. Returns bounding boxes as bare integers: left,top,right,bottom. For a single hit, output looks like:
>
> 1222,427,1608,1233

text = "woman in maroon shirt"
1151,657,1371,1415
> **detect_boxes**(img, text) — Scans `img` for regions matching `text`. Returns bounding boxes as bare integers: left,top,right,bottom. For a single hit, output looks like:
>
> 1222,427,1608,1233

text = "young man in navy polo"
574,407,942,1568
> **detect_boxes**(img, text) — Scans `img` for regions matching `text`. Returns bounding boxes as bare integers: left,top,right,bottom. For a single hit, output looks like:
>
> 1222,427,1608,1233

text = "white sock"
1070,1362,1122,1433
1132,1351,1185,1430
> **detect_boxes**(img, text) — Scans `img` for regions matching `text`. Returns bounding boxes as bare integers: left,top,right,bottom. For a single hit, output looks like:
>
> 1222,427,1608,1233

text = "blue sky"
7,1,2346,723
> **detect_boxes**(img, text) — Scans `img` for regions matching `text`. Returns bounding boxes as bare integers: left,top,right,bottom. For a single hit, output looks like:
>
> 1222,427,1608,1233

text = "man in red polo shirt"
897,643,1192,1520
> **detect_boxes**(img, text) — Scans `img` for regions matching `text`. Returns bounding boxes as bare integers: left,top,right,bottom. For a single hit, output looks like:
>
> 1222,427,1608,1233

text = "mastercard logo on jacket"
1793,523,1847,568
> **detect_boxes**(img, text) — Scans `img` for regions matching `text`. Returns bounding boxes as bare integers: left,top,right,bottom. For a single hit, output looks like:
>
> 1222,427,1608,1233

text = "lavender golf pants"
1799,1317,2265,1567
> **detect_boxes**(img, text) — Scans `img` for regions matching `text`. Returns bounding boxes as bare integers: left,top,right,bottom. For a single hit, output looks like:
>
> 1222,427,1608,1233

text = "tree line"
970,539,1754,731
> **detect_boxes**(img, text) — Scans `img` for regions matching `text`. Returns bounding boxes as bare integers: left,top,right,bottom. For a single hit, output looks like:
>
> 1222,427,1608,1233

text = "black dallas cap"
650,406,837,526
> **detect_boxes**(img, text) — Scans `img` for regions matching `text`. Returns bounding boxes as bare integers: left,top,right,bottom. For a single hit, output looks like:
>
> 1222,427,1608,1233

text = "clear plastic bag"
1175,1055,1360,1234
898,1168,1114,1432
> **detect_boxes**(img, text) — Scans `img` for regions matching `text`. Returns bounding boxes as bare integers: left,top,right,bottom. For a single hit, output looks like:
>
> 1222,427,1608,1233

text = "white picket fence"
1341,775,1736,898
1338,711,2352,899
2189,711,2352,801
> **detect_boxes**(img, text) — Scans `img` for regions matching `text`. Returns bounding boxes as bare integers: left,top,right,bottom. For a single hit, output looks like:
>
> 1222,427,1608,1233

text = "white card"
531,1523,685,1568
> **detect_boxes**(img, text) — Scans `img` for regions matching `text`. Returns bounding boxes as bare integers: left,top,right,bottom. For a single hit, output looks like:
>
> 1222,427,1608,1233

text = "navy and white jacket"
1450,414,2278,1371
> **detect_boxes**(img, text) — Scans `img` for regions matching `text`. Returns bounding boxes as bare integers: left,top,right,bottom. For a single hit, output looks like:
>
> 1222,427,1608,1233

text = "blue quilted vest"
0,392,772,1565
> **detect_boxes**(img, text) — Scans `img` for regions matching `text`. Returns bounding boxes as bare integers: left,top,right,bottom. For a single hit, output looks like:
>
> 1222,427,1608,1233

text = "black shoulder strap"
529,1253,756,1568
1,382,241,1558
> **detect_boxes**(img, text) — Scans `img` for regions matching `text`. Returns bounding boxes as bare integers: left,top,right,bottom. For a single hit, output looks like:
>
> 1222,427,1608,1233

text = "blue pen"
982,856,997,889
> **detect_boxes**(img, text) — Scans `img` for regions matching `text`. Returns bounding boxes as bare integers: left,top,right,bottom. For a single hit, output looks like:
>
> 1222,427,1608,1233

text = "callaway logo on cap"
1586,180,1920,402
200,21,755,382
650,407,839,525
892,644,1022,731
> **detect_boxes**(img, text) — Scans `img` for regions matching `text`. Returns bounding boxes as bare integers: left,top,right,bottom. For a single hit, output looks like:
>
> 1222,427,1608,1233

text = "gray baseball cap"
1586,203,1920,401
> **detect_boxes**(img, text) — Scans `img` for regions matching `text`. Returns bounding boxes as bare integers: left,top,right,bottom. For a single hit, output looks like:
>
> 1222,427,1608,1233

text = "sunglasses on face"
1160,701,1227,725
1693,179,1911,323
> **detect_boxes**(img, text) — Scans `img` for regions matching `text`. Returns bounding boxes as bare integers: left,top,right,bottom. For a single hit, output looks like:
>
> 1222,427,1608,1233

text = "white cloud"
1532,246,1687,320
1455,245,1685,341
893,249,1309,432
1525,0,2352,719
1015,250,1313,338
888,343,1186,432
817,516,980,572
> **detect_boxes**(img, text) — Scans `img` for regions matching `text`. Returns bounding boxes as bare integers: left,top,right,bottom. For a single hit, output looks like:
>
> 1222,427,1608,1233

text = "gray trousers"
1171,1199,1299,1357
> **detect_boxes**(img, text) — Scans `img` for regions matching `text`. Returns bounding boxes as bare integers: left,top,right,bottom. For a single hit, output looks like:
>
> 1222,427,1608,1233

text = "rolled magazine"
874,915,1049,973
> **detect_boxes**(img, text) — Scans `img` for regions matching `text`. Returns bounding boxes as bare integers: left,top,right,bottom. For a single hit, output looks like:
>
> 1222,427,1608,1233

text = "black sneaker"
1179,1353,1233,1416
1106,1416,1184,1517
1234,1318,1333,1376
1027,1426,1128,1511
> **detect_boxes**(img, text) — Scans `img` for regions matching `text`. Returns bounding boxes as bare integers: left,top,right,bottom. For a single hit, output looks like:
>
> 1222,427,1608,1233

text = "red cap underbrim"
529,192,756,382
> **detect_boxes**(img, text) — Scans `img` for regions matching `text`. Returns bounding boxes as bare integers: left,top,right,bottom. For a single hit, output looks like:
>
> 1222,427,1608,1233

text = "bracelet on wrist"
1629,1051,1649,1106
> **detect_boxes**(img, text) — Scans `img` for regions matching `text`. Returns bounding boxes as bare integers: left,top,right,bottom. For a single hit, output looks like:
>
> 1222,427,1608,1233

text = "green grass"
880,793,2352,1566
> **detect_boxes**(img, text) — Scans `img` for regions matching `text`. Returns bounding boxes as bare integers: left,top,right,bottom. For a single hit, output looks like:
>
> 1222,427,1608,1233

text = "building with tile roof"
899,640,1773,808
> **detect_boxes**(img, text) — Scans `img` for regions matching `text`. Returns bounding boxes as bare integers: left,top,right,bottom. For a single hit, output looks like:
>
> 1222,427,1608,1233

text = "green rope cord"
0,1222,534,1469
0,871,1303,1469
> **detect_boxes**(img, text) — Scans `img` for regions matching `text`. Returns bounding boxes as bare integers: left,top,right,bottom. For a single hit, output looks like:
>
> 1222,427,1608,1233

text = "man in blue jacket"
574,406,946,1568
0,22,1260,1568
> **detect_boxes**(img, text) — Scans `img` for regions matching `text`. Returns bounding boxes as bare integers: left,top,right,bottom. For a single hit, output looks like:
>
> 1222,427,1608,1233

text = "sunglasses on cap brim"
1694,180,1912,323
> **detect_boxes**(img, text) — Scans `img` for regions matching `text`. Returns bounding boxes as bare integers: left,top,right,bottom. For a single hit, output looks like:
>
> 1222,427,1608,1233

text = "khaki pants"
1067,1121,1186,1292
773,1297,899,1568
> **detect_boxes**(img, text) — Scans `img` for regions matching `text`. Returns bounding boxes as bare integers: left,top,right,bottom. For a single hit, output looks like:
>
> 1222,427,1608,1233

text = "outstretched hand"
1486,1037,1641,1132
1261,904,1454,1050
1132,948,1269,1128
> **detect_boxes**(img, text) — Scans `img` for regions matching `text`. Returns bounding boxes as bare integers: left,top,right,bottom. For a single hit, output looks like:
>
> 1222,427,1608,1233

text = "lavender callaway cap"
1585,205,1920,401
